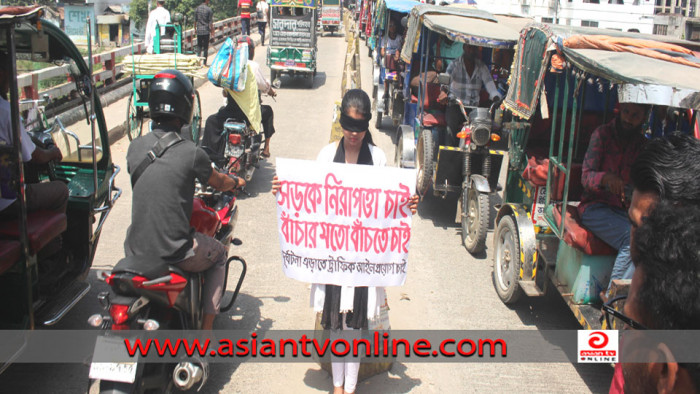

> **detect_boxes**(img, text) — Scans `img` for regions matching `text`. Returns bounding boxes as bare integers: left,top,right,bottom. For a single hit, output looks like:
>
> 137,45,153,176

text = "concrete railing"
18,14,257,103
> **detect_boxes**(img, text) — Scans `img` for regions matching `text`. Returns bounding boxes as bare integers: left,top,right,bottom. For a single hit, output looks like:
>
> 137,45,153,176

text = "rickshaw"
395,7,529,253
320,0,342,35
492,23,700,330
126,16,203,142
370,0,417,129
267,0,318,88
0,5,119,367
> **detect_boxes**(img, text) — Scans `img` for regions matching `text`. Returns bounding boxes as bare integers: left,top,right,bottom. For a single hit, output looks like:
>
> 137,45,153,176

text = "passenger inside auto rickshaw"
438,43,502,146
380,19,404,98
0,56,68,221
432,36,463,73
579,102,649,298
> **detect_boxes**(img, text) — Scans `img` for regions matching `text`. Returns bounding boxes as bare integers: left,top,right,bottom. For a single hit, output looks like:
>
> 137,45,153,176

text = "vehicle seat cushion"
0,240,21,275
113,256,189,279
422,112,447,127
410,82,443,110
521,158,584,201
551,204,616,256
0,211,67,254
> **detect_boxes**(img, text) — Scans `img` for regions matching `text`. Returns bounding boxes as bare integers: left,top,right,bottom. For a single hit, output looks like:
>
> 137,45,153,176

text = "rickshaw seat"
0,211,67,254
551,204,616,256
0,240,21,275
521,159,583,201
421,112,447,127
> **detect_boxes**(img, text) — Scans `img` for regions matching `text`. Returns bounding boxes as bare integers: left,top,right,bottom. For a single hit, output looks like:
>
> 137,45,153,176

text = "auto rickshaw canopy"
400,5,528,62
269,0,317,8
506,24,700,119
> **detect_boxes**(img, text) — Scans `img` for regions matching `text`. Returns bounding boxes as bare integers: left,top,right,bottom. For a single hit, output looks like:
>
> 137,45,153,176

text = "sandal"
261,152,271,158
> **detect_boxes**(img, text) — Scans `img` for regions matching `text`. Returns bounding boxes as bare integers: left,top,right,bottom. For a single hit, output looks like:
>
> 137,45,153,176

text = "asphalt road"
0,31,613,393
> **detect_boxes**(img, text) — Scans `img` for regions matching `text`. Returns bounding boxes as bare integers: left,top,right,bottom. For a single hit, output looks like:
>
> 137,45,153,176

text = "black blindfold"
340,112,371,133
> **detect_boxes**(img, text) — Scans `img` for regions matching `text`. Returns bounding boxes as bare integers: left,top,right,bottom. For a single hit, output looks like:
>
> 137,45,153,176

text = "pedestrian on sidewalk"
194,0,214,66
145,0,171,54
256,0,270,45
238,0,253,36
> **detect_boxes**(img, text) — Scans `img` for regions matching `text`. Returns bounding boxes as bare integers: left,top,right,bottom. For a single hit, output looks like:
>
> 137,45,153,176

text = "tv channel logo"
578,330,618,363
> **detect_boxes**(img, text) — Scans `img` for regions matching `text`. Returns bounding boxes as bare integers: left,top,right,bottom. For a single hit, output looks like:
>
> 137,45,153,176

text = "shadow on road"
277,71,327,91
236,159,276,198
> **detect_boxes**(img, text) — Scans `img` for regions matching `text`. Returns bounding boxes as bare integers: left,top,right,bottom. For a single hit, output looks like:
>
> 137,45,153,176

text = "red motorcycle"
87,182,246,393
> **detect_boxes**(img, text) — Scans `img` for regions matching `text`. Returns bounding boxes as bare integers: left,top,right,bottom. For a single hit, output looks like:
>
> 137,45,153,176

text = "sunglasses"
601,295,648,330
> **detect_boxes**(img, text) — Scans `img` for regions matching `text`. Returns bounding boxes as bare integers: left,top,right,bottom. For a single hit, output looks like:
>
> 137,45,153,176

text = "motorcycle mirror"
232,238,243,246
437,73,451,86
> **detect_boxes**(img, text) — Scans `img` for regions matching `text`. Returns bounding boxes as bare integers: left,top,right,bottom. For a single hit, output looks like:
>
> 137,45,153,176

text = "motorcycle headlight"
471,124,491,146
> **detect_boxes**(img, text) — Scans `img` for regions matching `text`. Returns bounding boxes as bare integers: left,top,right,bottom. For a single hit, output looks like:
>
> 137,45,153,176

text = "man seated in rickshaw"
439,43,501,146
380,19,403,98
0,56,68,219
579,102,649,296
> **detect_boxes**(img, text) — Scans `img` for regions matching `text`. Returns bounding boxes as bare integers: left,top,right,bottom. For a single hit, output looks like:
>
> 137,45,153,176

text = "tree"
129,0,150,28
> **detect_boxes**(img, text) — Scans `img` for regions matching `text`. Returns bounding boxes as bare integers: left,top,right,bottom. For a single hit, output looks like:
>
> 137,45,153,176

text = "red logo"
588,331,609,349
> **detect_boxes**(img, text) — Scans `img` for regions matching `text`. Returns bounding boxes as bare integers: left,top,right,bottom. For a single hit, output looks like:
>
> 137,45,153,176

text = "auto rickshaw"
127,16,203,142
320,0,342,35
493,23,700,330
267,0,318,88
395,7,529,253
0,5,119,368
370,0,417,129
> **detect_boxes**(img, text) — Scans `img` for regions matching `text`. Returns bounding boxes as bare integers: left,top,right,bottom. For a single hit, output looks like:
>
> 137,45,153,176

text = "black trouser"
258,22,267,44
446,101,466,147
197,34,210,65
261,104,275,139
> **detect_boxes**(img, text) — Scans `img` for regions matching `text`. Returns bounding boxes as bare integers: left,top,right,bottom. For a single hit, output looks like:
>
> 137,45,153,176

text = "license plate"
89,336,138,383
285,59,295,66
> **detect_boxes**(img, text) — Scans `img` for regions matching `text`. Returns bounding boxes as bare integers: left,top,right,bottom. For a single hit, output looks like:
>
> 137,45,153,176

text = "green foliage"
129,0,150,28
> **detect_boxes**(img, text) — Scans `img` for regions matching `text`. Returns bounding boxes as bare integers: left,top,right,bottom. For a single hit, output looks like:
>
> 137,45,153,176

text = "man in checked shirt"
194,0,214,66
439,43,501,146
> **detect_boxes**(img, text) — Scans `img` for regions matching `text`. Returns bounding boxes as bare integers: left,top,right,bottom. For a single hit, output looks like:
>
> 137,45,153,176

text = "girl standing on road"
273,89,418,394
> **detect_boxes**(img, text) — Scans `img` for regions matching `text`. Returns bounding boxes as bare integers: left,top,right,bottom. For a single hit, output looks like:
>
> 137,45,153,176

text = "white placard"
275,158,416,287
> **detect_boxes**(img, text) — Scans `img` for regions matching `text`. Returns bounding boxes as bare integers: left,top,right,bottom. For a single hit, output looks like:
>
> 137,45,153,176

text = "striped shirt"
238,0,252,19
445,57,500,106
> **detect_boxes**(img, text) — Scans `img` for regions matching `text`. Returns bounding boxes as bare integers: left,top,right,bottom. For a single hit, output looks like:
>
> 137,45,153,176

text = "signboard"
321,5,341,23
270,13,315,48
275,158,416,287
64,5,96,46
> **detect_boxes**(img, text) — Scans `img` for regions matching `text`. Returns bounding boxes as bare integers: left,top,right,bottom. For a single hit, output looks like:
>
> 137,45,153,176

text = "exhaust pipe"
172,360,208,391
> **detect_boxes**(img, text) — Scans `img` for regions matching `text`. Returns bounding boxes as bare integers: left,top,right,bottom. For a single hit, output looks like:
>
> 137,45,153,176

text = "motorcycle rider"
125,70,244,330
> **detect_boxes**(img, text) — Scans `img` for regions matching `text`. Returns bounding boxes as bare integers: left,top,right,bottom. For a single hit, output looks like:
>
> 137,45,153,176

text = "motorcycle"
220,118,263,184
87,179,247,393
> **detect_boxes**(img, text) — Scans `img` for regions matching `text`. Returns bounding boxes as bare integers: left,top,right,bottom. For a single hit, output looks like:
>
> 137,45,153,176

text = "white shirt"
145,6,171,54
316,141,387,166
256,1,269,23
311,140,387,321
0,97,36,211
248,60,271,94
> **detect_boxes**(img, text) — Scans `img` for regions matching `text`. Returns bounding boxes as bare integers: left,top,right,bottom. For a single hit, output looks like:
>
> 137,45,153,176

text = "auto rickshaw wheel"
375,109,383,129
493,215,522,304
462,184,489,254
191,91,202,145
126,95,143,141
415,129,433,196
307,72,314,89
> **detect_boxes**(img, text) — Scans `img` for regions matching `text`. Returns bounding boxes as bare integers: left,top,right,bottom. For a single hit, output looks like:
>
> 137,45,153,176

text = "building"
475,0,656,34
653,0,700,40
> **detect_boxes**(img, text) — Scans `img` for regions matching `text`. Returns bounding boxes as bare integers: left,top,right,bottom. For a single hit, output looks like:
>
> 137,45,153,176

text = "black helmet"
148,69,194,124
